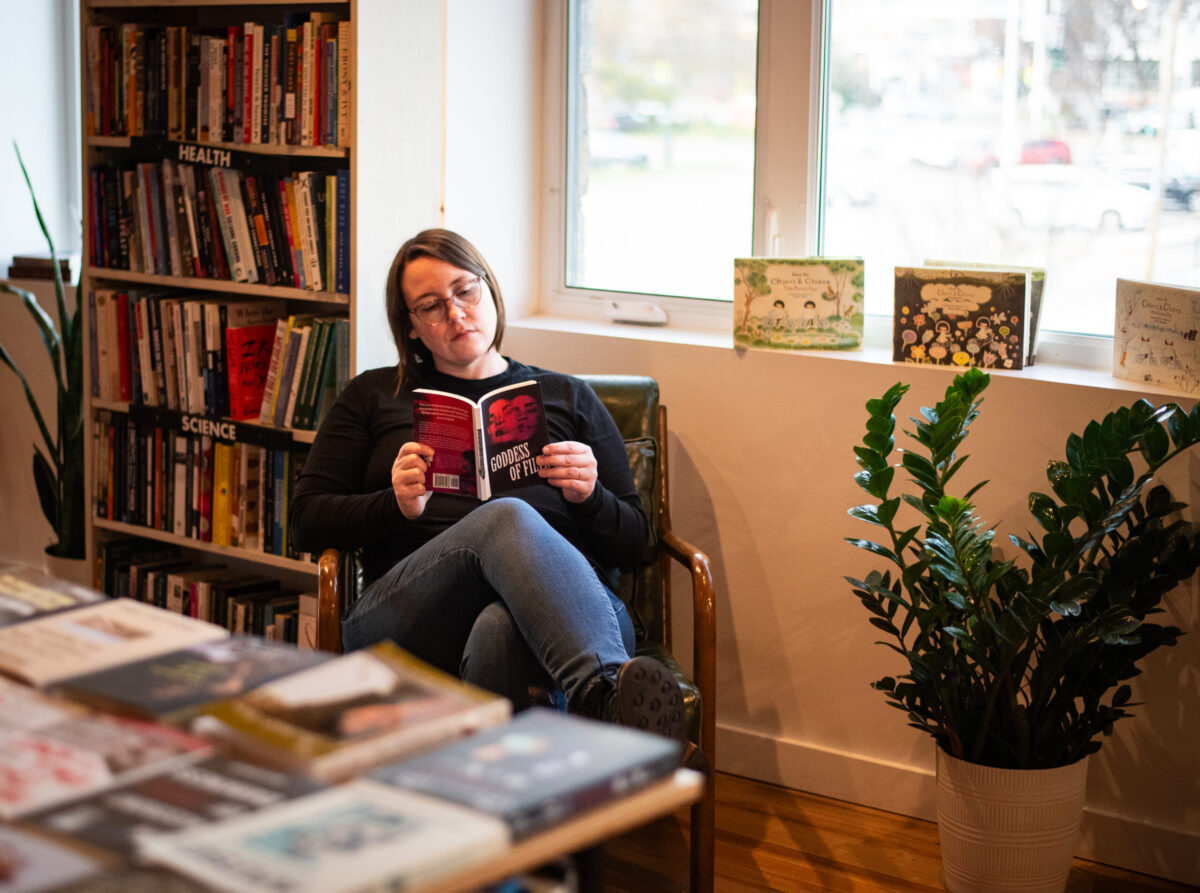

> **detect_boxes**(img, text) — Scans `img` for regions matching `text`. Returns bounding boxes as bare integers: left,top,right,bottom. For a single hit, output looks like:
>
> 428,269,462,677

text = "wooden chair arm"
317,548,344,654
659,526,715,764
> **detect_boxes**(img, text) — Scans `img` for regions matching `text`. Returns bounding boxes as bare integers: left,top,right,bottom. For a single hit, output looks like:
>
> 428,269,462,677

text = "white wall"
505,324,1200,886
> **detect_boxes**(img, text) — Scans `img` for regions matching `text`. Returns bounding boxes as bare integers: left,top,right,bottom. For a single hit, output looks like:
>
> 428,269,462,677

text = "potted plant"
0,145,85,562
847,367,1200,892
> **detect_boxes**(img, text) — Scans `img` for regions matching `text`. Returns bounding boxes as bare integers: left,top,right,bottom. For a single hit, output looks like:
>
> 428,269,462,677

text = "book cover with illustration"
413,379,550,500
368,707,681,840
733,257,864,352
0,826,105,892
193,640,511,782
0,563,105,629
0,597,228,689
29,756,324,859
136,779,510,893
51,635,335,725
0,675,87,732
925,259,1045,365
0,713,212,819
1113,278,1200,395
893,266,1030,370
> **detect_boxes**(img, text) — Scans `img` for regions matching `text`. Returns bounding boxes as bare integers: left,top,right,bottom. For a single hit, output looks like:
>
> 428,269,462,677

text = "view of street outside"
569,0,1200,338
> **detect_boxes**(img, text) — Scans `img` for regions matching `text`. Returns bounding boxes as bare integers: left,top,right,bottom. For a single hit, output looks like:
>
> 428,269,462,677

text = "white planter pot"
936,748,1089,893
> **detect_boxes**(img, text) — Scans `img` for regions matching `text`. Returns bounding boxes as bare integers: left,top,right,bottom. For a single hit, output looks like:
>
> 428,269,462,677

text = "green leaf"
1028,492,1060,531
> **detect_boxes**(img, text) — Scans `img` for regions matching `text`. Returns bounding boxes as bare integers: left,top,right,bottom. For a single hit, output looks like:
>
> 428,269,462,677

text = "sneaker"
573,655,686,742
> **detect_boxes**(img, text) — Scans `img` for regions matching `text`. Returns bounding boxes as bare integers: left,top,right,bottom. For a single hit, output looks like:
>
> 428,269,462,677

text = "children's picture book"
0,563,105,628
733,257,864,352
412,379,550,500
29,756,324,859
0,826,104,892
193,641,512,782
0,713,212,819
368,707,681,840
136,779,510,893
1113,278,1200,395
925,259,1046,366
51,636,335,725
0,597,228,689
893,266,1030,370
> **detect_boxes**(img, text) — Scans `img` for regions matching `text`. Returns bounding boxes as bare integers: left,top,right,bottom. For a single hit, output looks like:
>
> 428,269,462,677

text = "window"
550,1,1200,342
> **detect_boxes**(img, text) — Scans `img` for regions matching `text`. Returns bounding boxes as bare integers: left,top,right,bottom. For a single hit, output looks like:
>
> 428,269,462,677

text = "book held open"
413,379,550,500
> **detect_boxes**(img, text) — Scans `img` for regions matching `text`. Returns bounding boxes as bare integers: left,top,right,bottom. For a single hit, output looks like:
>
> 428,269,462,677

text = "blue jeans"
342,499,635,708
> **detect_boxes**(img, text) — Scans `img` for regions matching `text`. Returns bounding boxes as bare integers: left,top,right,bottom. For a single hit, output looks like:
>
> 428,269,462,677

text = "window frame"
537,0,1118,372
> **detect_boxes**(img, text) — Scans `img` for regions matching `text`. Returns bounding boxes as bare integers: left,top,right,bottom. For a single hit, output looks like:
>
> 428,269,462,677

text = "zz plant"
847,367,1200,769
0,144,85,559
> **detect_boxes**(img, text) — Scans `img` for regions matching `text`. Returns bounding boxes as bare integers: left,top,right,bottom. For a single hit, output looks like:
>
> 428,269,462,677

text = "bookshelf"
78,0,444,615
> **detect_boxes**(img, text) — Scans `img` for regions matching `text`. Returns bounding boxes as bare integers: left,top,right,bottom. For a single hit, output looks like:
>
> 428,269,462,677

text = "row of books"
89,288,348,428
94,539,318,644
733,257,1046,370
88,156,349,293
0,566,681,891
85,14,350,148
94,410,311,559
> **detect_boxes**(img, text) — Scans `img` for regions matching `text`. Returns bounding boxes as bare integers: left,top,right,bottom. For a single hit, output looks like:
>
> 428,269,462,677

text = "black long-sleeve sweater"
289,359,649,589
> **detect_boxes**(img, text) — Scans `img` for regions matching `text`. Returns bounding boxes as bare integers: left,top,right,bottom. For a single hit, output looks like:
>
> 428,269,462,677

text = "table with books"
0,563,702,892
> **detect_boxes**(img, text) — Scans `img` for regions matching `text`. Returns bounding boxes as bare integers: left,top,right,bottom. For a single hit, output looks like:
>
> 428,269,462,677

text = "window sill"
510,312,1197,402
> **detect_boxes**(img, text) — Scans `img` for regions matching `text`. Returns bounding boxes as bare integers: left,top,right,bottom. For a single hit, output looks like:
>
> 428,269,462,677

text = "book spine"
160,160,184,277
258,317,290,424
209,167,246,282
335,169,349,294
337,20,351,147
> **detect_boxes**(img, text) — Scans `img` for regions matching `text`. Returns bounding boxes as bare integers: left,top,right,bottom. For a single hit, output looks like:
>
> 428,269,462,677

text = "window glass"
566,0,758,300
823,1,1200,336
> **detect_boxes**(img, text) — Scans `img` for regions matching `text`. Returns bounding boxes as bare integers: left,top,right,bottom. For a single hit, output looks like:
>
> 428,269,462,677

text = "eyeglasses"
407,276,486,326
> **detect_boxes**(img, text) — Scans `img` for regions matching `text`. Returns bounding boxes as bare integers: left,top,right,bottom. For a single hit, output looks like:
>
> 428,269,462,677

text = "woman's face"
402,255,502,379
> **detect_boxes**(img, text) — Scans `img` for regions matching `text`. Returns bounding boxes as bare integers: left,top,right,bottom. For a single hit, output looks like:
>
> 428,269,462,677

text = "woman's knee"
472,499,553,549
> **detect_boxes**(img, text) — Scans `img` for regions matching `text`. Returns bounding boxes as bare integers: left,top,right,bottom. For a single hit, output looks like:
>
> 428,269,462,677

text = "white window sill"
510,312,1197,402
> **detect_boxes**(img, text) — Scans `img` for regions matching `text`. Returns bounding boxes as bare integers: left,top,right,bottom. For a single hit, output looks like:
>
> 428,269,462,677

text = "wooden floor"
598,772,1196,893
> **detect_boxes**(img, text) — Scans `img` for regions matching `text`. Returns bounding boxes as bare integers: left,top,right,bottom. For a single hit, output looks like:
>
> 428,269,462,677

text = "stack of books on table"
0,564,685,893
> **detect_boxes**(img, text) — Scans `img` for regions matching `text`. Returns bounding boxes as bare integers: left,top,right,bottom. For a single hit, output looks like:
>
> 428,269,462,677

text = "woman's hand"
392,442,435,519
538,441,598,504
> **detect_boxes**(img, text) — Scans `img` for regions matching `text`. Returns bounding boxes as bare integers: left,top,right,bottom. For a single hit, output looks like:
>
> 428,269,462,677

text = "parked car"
994,164,1153,230
1099,157,1200,212
961,139,1071,175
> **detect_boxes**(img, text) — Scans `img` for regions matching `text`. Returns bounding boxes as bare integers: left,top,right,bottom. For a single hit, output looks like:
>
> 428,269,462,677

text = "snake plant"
1,143,85,559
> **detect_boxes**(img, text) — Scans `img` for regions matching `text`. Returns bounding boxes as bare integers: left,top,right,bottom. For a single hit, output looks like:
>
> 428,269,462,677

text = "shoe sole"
614,656,687,742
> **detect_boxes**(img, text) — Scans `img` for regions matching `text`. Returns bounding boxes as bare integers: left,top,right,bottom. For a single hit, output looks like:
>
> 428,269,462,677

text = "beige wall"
506,322,1200,886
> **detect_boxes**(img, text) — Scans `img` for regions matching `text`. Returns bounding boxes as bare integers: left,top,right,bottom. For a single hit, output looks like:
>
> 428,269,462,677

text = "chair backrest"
577,375,668,646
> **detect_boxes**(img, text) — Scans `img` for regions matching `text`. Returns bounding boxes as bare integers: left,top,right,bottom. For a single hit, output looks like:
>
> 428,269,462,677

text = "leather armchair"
315,374,715,893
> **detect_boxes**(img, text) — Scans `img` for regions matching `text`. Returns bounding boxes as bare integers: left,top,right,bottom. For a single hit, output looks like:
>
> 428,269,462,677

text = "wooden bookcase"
78,0,444,616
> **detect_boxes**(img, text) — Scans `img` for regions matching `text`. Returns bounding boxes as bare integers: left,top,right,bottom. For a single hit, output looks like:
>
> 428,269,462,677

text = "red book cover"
224,300,286,420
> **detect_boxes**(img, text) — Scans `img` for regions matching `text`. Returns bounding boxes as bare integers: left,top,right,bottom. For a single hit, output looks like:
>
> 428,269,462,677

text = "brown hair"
385,229,506,390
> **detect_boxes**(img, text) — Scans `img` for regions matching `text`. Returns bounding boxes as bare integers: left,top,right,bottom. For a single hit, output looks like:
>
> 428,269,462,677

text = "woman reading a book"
290,229,684,740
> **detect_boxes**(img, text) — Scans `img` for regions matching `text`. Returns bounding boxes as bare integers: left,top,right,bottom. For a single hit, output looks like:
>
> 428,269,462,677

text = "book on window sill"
50,635,334,726
412,379,550,500
892,265,1031,370
367,707,682,840
924,259,1045,366
0,596,228,689
1113,277,1200,395
733,257,865,352
0,711,212,819
0,563,106,629
191,640,512,783
28,755,324,861
135,778,510,893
